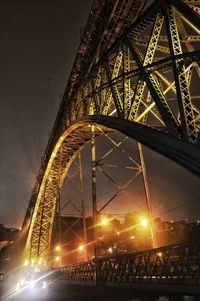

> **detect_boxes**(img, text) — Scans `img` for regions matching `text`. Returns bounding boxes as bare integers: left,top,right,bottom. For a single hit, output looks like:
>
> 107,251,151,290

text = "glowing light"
99,217,109,226
15,283,20,291
157,252,162,257
117,231,120,236
29,280,36,288
43,281,47,289
24,259,29,266
130,235,135,240
55,256,60,262
55,245,61,252
79,245,84,252
38,260,42,265
108,247,113,254
140,218,148,227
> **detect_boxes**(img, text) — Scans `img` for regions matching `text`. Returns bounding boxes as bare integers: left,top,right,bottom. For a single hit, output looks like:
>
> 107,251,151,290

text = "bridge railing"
61,242,200,284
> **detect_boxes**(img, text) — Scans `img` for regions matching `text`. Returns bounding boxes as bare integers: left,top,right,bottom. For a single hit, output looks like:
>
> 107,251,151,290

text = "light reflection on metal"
22,0,200,267
79,152,87,262
91,124,99,285
138,143,157,248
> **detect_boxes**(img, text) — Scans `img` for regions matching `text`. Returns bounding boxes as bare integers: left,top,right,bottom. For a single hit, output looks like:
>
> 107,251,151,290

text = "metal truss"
23,124,117,263
24,125,98,262
56,129,152,263
23,122,154,265
62,241,200,284
53,152,88,263
23,0,200,267
66,0,200,144
94,128,142,214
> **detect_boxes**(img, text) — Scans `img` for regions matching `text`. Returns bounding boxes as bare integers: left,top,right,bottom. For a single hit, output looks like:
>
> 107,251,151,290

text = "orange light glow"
79,244,84,252
99,217,109,226
55,245,61,252
140,218,148,227
24,259,29,266
108,247,113,254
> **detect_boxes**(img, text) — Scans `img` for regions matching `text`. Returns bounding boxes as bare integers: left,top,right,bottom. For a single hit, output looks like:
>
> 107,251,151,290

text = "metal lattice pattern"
62,242,200,282
23,0,200,265
25,125,103,261
66,0,200,142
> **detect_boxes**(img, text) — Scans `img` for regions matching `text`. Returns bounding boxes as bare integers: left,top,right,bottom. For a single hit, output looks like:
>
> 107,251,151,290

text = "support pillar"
138,142,157,248
91,124,99,285
79,152,87,262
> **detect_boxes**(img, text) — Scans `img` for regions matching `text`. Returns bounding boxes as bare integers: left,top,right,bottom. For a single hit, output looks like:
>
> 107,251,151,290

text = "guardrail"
61,242,200,285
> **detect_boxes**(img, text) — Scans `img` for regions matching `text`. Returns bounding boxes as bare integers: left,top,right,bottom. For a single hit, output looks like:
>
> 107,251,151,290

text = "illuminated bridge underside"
24,0,200,263
24,124,102,261
66,0,200,147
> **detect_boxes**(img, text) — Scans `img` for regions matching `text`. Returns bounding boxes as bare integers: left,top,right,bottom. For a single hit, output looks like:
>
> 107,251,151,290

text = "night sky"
0,0,200,228
0,0,93,227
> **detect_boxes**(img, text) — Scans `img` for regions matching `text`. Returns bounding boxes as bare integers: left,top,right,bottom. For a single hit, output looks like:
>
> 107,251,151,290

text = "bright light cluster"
55,245,61,252
79,244,84,252
140,218,148,228
99,217,109,226
24,257,45,268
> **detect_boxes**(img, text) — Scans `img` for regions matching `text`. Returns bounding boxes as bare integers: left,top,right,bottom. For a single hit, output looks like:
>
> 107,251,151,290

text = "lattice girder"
65,0,200,142
24,0,200,265
164,4,198,141
24,125,109,262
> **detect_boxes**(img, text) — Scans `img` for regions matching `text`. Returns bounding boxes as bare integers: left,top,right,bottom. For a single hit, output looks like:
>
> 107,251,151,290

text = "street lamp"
55,245,61,252
140,218,148,228
55,256,60,263
99,216,109,226
78,244,84,252
108,247,113,254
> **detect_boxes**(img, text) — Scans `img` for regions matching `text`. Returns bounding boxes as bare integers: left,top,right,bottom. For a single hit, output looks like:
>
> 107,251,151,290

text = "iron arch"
23,116,200,266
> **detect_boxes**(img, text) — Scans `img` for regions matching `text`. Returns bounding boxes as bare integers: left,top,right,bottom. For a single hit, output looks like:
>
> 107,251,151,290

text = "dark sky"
0,0,200,228
0,0,93,227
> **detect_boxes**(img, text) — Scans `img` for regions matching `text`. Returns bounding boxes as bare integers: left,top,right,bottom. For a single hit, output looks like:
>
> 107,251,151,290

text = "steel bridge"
19,0,200,295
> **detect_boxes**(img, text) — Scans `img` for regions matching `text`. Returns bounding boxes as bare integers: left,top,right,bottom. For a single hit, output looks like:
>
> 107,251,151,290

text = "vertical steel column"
79,152,87,262
57,192,61,246
37,187,46,258
138,142,157,248
58,148,62,246
91,124,99,285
